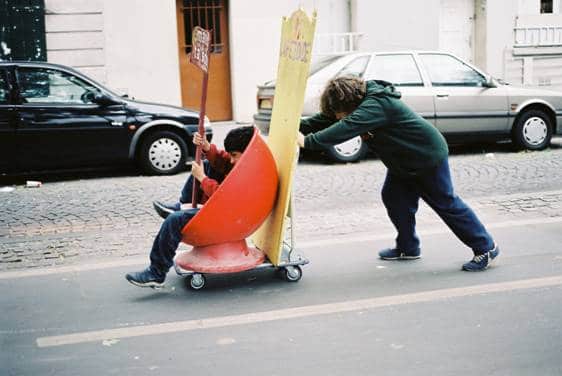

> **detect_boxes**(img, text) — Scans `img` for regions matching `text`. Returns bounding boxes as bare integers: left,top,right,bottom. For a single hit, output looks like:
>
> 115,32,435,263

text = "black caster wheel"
188,273,206,290
282,266,302,282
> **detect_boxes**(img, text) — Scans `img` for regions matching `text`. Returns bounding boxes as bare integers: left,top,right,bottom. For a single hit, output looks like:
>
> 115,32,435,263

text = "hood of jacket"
366,80,402,99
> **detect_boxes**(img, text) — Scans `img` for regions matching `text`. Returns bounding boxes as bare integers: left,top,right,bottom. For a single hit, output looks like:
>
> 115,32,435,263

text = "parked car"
0,61,212,175
254,51,562,162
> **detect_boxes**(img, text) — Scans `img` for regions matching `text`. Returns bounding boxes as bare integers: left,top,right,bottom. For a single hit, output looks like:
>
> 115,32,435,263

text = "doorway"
176,0,232,121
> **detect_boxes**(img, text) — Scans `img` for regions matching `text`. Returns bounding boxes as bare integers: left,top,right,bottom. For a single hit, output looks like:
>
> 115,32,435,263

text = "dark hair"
224,126,254,153
320,75,367,118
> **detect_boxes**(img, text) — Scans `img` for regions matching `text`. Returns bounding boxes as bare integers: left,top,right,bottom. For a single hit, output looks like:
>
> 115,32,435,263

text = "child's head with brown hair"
320,75,367,120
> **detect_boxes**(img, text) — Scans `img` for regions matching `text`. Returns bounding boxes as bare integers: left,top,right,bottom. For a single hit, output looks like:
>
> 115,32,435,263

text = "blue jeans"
381,158,494,255
150,162,225,274
149,208,199,273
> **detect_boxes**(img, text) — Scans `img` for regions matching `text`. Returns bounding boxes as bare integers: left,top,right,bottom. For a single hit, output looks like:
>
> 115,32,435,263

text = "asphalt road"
1,220,561,375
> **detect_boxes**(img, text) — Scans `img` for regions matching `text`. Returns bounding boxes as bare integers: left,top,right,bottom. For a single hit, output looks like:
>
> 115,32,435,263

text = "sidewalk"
294,189,562,242
2,188,562,272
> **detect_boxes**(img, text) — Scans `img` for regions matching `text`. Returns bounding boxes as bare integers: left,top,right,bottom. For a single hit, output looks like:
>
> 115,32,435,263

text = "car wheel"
325,136,368,163
139,130,188,175
512,109,553,151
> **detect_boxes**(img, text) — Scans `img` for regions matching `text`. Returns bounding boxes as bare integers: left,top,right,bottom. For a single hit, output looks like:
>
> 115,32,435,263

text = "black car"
0,61,212,175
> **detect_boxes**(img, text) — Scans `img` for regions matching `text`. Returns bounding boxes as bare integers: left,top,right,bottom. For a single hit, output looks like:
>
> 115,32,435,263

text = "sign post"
189,26,212,208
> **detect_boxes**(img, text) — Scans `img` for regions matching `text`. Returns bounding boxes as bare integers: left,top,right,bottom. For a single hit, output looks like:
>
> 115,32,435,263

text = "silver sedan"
254,51,562,162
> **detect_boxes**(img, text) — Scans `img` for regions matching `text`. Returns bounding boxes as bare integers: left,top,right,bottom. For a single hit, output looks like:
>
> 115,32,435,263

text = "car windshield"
262,55,343,86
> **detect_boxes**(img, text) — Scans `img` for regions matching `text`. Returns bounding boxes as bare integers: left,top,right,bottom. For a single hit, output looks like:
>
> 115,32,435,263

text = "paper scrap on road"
25,181,42,188
102,339,120,347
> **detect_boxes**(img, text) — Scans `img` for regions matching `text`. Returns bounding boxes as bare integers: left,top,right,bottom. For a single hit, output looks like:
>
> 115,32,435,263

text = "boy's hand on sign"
193,133,211,152
191,161,206,182
297,132,305,148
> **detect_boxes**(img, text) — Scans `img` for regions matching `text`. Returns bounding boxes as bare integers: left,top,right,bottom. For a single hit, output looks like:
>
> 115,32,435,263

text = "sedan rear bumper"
253,112,271,135
556,112,562,135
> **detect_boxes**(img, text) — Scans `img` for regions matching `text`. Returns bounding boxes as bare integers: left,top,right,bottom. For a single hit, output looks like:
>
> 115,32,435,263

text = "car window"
336,56,370,78
309,55,342,76
17,68,100,104
0,70,9,104
366,54,424,86
419,54,486,87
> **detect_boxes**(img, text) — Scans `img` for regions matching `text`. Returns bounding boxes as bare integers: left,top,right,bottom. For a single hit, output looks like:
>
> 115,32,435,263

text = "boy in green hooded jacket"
297,76,499,271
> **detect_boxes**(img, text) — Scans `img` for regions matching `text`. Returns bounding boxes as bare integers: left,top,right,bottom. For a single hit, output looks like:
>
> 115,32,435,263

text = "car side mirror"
93,93,121,106
483,76,497,88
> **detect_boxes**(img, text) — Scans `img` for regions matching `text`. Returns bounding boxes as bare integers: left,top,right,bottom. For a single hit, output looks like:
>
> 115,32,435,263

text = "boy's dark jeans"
150,162,225,274
149,208,199,274
381,158,494,255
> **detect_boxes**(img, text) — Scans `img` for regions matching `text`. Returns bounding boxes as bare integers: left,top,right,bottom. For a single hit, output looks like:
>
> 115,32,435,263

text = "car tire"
325,136,368,163
512,109,553,151
139,130,188,175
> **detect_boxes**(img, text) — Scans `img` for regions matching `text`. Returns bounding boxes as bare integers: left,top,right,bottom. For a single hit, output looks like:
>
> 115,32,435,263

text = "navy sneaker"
153,201,180,219
125,266,166,288
379,247,421,260
462,245,500,272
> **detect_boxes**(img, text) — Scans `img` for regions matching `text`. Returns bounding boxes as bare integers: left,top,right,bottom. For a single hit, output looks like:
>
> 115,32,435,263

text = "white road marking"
2,216,562,280
36,275,562,348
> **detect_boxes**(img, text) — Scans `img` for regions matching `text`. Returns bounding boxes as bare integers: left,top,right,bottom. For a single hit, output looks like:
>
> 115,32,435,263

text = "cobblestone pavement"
1,134,561,271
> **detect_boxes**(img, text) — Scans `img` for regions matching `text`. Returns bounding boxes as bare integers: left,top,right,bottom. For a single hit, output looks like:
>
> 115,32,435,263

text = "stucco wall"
485,0,519,77
45,0,106,82
103,0,181,105
45,0,181,106
517,0,539,14
485,0,562,79
229,0,349,122
352,0,441,52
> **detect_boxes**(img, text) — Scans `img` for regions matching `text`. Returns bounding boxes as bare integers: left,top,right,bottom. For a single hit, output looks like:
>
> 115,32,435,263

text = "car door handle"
436,93,449,98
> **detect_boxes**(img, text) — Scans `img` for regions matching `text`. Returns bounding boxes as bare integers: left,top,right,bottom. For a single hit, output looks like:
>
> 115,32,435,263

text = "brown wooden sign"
190,26,211,73
189,26,212,207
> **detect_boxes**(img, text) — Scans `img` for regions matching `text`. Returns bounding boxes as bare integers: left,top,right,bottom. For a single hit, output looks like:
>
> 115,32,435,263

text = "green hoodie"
302,80,449,177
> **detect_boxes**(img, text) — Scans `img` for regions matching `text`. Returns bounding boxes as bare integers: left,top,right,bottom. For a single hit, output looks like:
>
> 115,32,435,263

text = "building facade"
1,0,561,122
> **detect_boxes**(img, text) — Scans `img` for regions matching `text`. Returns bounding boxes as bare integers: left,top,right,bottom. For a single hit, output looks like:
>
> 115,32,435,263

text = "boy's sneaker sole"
379,248,421,260
125,278,165,289
125,272,165,289
380,254,421,260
